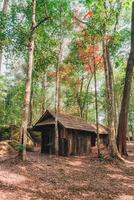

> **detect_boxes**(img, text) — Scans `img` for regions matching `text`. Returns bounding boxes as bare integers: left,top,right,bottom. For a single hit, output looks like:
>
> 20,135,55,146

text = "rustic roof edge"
33,110,108,134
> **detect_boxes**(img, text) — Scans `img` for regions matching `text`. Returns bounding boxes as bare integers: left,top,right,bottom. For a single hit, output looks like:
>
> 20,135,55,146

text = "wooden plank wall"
41,125,92,156
67,130,91,156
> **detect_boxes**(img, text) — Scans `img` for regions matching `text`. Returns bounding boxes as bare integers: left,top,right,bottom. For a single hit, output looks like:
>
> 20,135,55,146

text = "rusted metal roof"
34,110,108,134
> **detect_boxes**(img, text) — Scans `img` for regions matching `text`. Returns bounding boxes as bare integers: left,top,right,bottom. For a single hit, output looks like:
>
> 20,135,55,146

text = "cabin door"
41,128,54,154
41,132,49,154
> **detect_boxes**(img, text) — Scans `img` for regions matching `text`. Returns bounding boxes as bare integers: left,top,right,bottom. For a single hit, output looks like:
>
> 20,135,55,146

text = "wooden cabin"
28,110,109,156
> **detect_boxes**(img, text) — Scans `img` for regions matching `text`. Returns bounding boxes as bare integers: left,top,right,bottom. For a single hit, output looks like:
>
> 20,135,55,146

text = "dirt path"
0,144,134,200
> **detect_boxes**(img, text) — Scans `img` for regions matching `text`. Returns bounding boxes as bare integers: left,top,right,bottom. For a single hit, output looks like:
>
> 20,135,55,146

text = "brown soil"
0,143,134,200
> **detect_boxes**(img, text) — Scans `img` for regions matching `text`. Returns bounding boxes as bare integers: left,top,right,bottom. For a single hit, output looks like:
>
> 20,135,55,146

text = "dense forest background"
0,0,134,157
0,1,134,199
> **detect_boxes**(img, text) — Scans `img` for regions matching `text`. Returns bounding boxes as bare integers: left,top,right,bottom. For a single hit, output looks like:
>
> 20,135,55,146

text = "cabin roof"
33,110,108,134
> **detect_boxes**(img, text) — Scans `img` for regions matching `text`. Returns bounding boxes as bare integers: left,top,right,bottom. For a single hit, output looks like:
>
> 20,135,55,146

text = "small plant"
0,129,10,140
16,143,26,152
99,153,105,161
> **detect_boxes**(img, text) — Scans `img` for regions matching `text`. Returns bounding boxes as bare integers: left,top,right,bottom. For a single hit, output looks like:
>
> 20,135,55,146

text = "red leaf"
87,47,94,53
84,10,93,19
79,51,85,58
84,64,93,73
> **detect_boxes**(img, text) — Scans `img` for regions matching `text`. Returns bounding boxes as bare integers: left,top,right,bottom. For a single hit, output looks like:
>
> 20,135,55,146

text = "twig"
33,16,50,31
74,16,88,26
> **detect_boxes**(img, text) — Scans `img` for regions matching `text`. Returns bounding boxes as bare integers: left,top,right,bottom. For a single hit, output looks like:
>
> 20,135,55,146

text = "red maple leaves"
84,10,93,19
78,43,103,74
79,51,85,58
84,64,92,73
72,9,93,31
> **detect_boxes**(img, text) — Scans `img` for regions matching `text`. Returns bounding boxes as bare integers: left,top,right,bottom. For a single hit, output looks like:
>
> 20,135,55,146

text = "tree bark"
55,66,60,155
55,41,62,155
20,0,36,161
29,80,33,126
81,75,93,118
54,5,63,155
2,0,9,12
0,0,9,74
117,2,134,156
93,54,100,158
55,64,60,113
76,74,93,118
42,73,47,114
103,40,120,158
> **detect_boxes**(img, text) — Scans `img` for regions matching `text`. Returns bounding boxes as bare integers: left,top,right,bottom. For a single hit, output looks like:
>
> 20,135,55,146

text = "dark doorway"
41,127,55,154
41,132,49,153
91,133,96,146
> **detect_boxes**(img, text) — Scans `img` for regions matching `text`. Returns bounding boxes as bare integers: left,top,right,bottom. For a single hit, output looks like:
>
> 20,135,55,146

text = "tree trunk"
55,56,60,155
54,5,63,155
81,75,93,118
20,0,36,161
114,91,120,136
55,67,60,113
42,73,47,114
2,0,9,12
103,40,120,158
114,81,117,134
93,55,100,158
55,42,62,155
77,75,93,118
117,2,134,156
0,0,9,74
55,66,59,155
29,81,33,126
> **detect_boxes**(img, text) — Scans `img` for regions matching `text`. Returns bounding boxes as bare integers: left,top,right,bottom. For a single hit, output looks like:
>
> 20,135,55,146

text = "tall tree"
117,2,134,156
73,2,123,159
100,0,125,158
20,0,36,161
103,40,119,158
41,73,47,114
20,0,49,160
93,48,100,158
54,5,64,155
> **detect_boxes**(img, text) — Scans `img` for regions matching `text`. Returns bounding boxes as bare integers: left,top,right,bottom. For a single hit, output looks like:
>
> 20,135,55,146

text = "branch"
74,16,88,26
33,16,50,31
103,1,108,18
81,74,93,111
113,1,123,32
44,0,48,17
79,76,84,94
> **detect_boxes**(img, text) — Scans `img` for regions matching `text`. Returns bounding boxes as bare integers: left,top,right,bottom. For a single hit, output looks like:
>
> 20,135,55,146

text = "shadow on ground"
0,143,134,200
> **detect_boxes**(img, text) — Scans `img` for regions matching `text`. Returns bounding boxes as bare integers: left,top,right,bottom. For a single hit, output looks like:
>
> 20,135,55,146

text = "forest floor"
0,143,134,200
